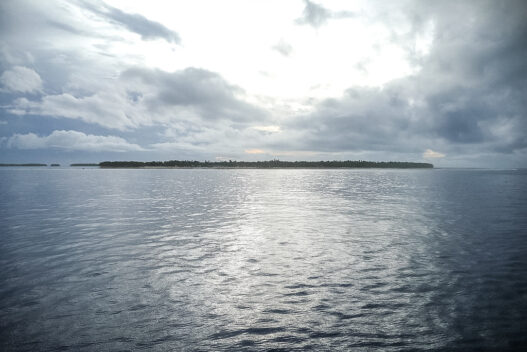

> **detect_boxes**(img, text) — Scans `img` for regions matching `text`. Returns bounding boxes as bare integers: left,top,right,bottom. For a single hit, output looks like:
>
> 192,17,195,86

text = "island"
51,164,60,167
99,160,433,169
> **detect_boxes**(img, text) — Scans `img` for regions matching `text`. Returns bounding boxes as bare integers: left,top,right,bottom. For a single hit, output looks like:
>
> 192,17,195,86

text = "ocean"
1,168,526,351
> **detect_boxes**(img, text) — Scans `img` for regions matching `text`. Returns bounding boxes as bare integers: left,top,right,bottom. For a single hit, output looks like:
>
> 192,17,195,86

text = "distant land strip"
0,163,47,167
99,160,433,168
70,163,100,167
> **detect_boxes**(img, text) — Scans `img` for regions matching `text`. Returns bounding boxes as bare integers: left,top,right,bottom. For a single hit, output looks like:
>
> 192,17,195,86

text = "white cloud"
0,66,43,93
5,130,144,152
7,66,268,131
272,40,293,56
423,149,446,158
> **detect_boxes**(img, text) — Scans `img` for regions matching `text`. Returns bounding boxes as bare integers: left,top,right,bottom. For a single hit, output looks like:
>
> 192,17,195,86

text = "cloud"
4,130,144,152
9,93,139,131
414,1,527,152
0,66,43,93
7,66,268,131
120,67,268,123
272,40,293,56
296,0,330,28
78,0,180,44
281,85,417,154
296,0,355,28
423,149,445,158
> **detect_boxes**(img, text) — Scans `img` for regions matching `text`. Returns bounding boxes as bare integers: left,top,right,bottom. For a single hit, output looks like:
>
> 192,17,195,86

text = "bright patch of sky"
103,0,427,102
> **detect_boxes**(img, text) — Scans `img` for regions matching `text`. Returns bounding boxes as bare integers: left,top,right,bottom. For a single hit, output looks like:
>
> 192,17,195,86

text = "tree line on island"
98,160,433,168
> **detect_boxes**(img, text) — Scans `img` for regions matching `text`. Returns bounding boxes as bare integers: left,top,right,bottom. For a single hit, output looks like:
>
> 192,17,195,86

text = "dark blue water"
1,168,526,351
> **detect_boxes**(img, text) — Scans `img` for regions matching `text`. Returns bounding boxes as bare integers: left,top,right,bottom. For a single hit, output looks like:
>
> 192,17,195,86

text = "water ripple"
1,168,526,351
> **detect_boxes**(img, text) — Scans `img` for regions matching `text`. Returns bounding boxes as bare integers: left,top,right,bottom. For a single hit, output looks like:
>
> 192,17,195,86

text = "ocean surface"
1,168,526,351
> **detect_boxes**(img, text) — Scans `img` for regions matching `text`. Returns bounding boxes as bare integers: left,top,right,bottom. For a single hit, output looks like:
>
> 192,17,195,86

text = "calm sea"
1,168,526,351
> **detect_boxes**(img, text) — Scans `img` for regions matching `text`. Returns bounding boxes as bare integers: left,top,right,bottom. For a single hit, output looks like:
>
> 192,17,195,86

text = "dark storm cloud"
283,85,419,153
296,0,355,28
121,67,267,122
418,0,527,151
78,0,181,44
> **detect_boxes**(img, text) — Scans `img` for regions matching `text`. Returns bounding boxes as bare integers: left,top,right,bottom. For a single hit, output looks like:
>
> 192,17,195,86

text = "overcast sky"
1,0,526,167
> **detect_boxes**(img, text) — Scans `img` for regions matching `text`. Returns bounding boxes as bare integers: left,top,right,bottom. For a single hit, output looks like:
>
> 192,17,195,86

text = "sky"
0,0,526,167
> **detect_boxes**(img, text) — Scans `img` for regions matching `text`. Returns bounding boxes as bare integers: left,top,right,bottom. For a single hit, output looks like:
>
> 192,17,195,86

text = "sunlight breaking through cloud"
423,149,446,159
